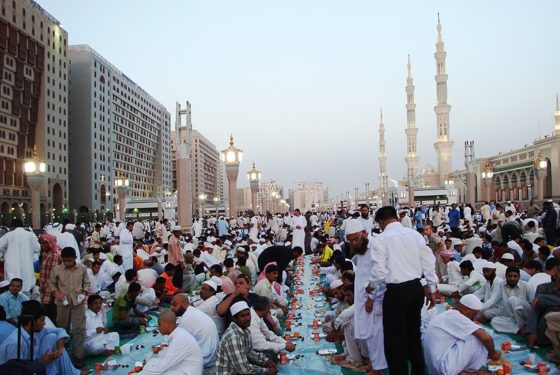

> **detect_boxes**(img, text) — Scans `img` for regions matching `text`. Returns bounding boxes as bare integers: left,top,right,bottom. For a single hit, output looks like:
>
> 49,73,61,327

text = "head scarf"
258,261,282,295
39,233,60,254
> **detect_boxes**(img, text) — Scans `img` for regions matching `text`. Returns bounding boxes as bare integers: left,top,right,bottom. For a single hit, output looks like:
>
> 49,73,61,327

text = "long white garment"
84,308,120,356
456,270,485,295
177,306,219,369
474,276,504,320
119,229,134,271
352,235,387,369
357,216,374,235
195,295,225,336
58,232,80,254
490,280,534,334
139,326,203,375
290,215,307,249
248,308,286,353
437,261,462,296
249,216,259,242
422,309,487,375
0,227,40,292
463,206,472,222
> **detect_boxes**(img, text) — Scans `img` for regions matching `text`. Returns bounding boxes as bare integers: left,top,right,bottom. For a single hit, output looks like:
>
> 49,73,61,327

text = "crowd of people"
0,198,558,374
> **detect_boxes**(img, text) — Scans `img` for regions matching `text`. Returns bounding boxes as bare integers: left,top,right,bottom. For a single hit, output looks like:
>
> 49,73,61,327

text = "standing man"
369,206,437,375
357,204,373,235
290,209,306,250
448,203,461,237
345,220,386,373
0,219,40,294
168,226,184,288
119,222,135,271
49,247,90,367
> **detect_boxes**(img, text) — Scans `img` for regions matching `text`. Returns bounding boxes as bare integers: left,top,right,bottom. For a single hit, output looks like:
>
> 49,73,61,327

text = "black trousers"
382,279,425,375
172,263,183,289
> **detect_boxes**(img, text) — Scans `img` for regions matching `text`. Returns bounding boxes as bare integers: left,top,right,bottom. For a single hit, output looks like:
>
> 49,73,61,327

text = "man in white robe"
423,294,502,375
249,296,295,354
290,209,307,250
490,266,534,334
84,295,119,356
139,310,203,375
346,219,387,373
193,280,225,335
58,224,80,256
474,262,504,322
436,251,462,296
118,222,134,271
248,214,259,242
0,220,40,293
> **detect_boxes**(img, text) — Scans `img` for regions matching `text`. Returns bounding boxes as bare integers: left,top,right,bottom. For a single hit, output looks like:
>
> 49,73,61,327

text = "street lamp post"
535,152,548,203
481,164,494,202
198,193,207,217
115,175,129,222
247,162,261,214
213,196,220,216
221,135,243,218
24,146,46,230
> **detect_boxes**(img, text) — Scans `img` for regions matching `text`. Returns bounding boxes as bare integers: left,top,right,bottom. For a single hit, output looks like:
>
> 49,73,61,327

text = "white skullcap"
172,225,182,231
211,276,223,286
65,224,76,231
0,280,10,288
482,261,497,270
230,301,249,316
462,254,477,263
330,279,343,289
203,280,218,292
284,241,291,247
501,253,515,260
451,238,463,247
460,294,482,310
98,252,108,260
345,219,365,236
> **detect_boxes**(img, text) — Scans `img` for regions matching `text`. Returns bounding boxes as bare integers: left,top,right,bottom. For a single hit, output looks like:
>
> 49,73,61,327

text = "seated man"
215,301,278,375
436,251,462,296
115,269,158,312
473,262,504,323
0,306,14,345
161,264,180,296
139,310,202,375
423,294,501,375
249,296,295,354
0,278,29,325
0,300,86,375
113,282,151,335
450,260,485,298
253,265,288,319
194,280,225,335
84,295,120,356
170,294,219,374
490,266,534,334
528,276,560,347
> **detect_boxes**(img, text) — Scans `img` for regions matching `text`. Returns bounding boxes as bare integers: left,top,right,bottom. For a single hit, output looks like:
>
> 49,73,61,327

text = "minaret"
405,55,419,206
554,93,560,136
433,13,453,185
379,109,389,206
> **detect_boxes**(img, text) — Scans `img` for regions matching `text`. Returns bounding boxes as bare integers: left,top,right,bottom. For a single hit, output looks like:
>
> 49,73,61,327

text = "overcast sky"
41,0,560,197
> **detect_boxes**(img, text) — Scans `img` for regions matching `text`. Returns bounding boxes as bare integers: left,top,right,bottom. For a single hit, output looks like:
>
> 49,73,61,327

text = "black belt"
386,278,421,288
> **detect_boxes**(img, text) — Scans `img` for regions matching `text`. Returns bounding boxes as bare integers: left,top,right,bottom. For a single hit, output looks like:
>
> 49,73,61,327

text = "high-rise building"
0,0,68,221
68,45,172,212
170,128,224,215
433,14,453,185
291,182,328,212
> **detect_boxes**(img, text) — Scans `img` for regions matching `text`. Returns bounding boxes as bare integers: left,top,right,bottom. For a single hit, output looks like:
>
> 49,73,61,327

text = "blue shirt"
449,209,461,228
0,321,14,346
218,220,229,237
0,291,29,321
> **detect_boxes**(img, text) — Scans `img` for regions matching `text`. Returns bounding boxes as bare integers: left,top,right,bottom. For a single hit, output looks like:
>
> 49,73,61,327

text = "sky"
40,0,560,198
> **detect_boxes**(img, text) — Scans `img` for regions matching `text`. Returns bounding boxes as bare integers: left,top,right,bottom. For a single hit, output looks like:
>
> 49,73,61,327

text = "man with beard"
345,219,386,374
357,204,373,235
369,206,437,375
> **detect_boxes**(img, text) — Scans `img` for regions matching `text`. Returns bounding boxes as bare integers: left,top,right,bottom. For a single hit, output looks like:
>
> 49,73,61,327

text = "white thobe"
357,216,374,235
463,206,472,222
474,276,504,320
140,327,203,375
84,308,120,356
249,217,259,242
178,306,219,369
401,215,413,229
58,232,80,254
456,270,485,295
490,280,534,334
437,261,462,296
354,235,387,370
137,268,158,288
249,308,286,353
0,227,40,292
119,229,134,271
94,271,112,291
423,309,487,375
480,205,491,222
290,215,307,250
195,295,225,335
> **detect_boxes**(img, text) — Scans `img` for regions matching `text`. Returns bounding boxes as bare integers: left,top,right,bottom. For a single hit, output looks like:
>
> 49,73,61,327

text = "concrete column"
226,165,239,217
250,181,258,213
177,157,193,230
116,186,127,222
466,172,476,204
537,169,546,203
26,175,43,230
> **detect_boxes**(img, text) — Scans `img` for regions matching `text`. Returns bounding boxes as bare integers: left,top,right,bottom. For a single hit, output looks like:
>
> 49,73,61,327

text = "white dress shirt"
248,308,286,353
195,295,225,336
371,222,438,292
140,326,203,375
178,306,219,369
